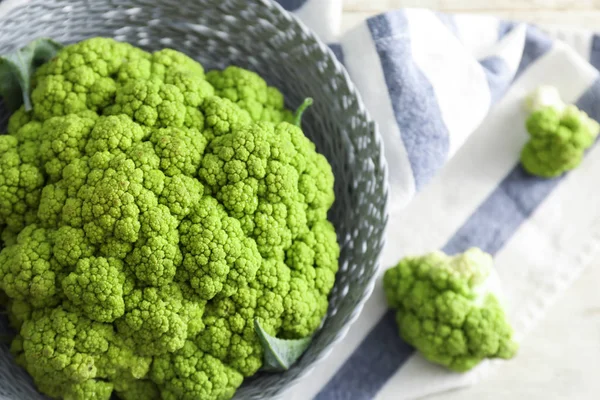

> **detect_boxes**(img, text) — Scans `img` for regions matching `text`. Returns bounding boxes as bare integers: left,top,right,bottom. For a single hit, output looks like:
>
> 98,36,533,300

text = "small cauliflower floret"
62,257,126,323
521,86,600,178
127,141,166,196
383,248,519,372
199,122,296,259
126,205,182,286
0,225,58,308
80,152,156,248
0,135,45,232
7,106,32,134
37,181,69,228
20,307,112,398
165,69,214,108
197,258,291,377
110,62,214,130
1,226,18,247
138,204,179,240
151,48,206,81
39,113,97,181
251,259,291,334
196,287,264,377
4,298,32,331
199,121,335,260
111,378,159,400
206,66,293,123
200,96,252,140
150,126,207,177
61,157,91,197
84,114,146,155
116,283,203,356
281,220,339,338
20,306,151,400
37,119,160,246
127,236,181,287
63,380,114,400
53,226,95,268
11,119,44,165
105,79,187,128
151,340,243,400
95,334,153,384
178,196,261,300
159,175,204,219
281,121,335,224
31,37,149,121
118,48,205,83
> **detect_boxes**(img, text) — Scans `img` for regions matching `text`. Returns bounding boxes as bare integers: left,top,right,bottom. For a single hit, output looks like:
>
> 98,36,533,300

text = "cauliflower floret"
62,257,126,323
383,248,518,372
206,66,293,123
31,38,149,120
521,86,600,178
151,340,243,400
0,135,44,232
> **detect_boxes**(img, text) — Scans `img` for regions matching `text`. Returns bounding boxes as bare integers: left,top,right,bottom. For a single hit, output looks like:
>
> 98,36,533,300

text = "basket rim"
0,0,391,397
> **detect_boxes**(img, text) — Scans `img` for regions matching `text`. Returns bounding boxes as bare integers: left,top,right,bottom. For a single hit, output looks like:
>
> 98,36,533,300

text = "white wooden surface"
342,0,600,32
341,1,600,399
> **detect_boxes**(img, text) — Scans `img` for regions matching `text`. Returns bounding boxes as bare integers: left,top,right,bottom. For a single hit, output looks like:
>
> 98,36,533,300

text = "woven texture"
0,0,388,399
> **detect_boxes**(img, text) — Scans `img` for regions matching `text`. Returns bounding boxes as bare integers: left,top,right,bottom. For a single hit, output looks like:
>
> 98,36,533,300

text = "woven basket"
0,0,388,398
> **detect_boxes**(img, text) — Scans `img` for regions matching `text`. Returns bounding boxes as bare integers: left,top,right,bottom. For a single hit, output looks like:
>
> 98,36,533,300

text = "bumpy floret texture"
206,66,294,123
383,248,518,372
521,105,600,178
0,37,338,400
0,134,44,234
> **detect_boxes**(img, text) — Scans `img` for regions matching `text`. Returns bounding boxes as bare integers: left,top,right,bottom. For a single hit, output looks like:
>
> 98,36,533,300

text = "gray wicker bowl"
0,0,388,399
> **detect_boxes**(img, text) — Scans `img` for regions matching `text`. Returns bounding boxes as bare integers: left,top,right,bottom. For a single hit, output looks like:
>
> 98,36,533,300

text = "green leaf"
254,319,312,372
0,38,63,112
293,97,313,127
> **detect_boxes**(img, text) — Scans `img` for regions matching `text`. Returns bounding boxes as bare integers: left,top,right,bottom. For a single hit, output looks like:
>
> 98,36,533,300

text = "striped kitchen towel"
276,0,600,399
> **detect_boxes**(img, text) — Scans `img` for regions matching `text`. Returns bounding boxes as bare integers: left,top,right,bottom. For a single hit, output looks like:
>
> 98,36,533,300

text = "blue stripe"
315,77,600,400
497,22,553,79
498,21,516,40
274,0,309,12
516,25,553,77
314,309,412,400
589,34,600,71
480,56,513,104
368,11,450,190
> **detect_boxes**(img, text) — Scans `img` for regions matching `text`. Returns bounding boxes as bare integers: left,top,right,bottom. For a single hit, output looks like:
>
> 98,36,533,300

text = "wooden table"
341,1,600,399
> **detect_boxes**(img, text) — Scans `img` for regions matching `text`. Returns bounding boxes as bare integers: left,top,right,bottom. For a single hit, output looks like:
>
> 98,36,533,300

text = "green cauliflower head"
383,248,518,372
0,37,338,400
